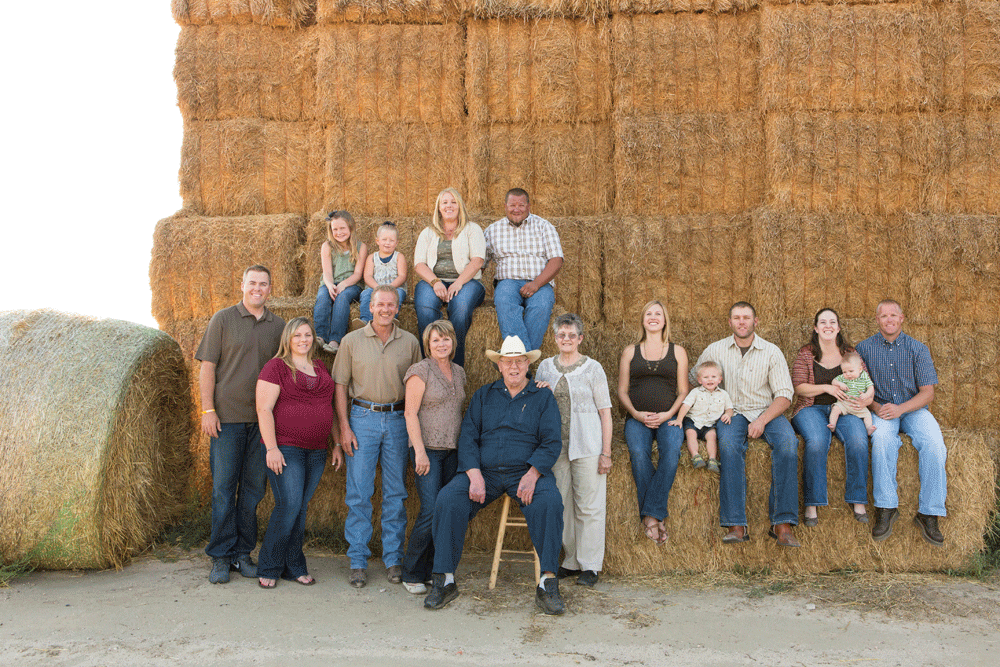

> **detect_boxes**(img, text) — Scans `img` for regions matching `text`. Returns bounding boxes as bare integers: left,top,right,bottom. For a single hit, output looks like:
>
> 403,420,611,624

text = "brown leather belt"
352,399,404,413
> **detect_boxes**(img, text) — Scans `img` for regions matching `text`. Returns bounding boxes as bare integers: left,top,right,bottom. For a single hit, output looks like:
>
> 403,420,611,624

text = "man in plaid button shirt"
856,299,947,547
484,188,564,352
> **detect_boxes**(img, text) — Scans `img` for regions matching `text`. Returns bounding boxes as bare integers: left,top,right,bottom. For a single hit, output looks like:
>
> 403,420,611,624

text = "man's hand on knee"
467,468,486,503
517,467,541,505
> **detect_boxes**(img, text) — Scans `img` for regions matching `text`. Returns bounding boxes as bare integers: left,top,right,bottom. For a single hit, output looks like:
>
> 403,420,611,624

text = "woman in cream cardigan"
534,313,613,587
412,187,486,366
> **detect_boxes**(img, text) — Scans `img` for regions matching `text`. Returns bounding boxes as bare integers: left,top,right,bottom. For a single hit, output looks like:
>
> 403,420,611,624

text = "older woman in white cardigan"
412,187,486,367
534,313,613,587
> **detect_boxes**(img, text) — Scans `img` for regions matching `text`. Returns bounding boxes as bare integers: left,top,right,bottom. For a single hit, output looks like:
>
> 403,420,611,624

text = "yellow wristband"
202,409,216,414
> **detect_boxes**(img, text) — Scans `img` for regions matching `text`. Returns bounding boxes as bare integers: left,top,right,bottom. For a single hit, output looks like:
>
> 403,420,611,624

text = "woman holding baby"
790,308,872,527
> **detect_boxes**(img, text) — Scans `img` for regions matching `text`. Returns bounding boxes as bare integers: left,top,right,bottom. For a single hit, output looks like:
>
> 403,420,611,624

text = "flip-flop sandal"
642,519,659,542
258,578,277,589
656,522,669,545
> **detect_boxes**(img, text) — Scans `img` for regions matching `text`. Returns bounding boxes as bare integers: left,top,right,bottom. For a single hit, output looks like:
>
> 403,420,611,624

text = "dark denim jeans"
716,414,799,527
313,283,362,344
414,279,485,367
258,446,327,579
791,405,869,506
624,418,684,520
401,448,457,584
205,422,267,560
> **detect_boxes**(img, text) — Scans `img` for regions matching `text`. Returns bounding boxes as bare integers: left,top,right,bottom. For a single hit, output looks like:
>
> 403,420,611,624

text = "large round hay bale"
0,310,194,570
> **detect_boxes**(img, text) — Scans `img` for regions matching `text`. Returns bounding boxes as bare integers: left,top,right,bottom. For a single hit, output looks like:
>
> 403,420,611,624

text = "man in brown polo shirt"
196,265,285,584
333,285,421,588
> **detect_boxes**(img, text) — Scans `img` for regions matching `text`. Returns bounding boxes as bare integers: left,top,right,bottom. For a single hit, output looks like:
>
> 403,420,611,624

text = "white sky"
2,4,182,327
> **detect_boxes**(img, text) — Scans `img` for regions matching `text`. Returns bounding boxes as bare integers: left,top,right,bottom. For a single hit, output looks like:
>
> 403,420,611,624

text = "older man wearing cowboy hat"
424,336,566,614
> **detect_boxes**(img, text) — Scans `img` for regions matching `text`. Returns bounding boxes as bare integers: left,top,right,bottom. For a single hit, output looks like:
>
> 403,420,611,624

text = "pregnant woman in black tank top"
617,300,689,544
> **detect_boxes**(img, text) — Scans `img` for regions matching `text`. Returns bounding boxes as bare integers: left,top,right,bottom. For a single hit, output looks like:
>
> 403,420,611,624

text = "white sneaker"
403,581,427,594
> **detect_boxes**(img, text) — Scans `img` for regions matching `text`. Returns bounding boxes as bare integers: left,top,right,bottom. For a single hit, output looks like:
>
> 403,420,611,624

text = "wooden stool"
489,495,541,590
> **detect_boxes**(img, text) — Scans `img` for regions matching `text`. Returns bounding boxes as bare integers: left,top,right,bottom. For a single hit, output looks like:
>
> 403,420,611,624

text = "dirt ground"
2,549,998,667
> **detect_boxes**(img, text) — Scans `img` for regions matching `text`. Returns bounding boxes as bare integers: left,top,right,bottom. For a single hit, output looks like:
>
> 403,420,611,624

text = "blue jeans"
414,279,485,367
401,448,457,584
716,414,799,527
871,408,947,516
624,418,684,520
312,283,362,344
791,405,870,506
492,279,555,352
432,469,563,574
344,406,409,569
258,446,326,579
358,287,407,323
206,422,267,560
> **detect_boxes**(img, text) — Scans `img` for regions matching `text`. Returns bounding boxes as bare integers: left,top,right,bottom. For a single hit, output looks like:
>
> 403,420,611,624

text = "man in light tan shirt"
693,302,800,547
333,285,421,589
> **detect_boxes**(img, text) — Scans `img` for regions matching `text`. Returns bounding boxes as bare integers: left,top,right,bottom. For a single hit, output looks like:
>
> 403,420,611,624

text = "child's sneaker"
691,455,706,469
707,458,720,473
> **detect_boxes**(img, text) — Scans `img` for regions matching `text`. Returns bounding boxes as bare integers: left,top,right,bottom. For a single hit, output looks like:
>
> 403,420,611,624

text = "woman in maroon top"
790,308,870,527
255,317,343,588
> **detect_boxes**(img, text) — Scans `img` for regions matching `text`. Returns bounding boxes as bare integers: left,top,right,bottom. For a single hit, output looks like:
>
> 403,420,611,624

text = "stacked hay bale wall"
155,0,999,573
0,310,194,569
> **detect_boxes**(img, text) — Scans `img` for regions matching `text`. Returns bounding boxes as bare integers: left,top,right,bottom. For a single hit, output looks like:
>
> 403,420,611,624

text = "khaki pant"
552,449,607,572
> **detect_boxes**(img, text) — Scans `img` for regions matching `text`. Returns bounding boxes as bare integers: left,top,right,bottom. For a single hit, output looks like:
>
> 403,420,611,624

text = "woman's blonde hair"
326,210,359,266
422,319,458,361
431,188,469,239
275,317,316,381
638,299,671,344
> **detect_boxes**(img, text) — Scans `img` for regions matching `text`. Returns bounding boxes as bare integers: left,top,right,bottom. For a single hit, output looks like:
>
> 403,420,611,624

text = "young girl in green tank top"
312,211,368,353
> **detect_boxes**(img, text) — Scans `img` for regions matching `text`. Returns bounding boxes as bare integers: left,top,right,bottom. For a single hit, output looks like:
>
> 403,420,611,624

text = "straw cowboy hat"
485,335,541,364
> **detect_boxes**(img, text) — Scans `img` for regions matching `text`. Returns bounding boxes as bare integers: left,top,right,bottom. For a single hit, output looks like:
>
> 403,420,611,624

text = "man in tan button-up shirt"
693,302,800,548
333,285,421,589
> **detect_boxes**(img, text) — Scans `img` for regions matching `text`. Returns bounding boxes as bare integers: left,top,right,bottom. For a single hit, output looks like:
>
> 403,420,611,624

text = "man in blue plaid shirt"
856,299,947,546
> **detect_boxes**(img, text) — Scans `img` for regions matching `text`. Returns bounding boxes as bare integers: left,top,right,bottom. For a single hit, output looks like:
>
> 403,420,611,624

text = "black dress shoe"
535,577,565,615
576,570,599,587
557,566,582,579
914,513,944,546
871,507,898,542
424,574,459,610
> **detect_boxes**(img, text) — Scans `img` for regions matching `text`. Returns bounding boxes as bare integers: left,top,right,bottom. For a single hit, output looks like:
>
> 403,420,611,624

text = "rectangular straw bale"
604,428,996,574
175,25,317,122
172,0,314,26
902,214,1000,327
181,120,325,215
159,317,214,497
962,2,1000,109
601,214,753,327
609,0,756,13
315,0,457,24
316,23,464,123
466,122,613,216
323,122,466,216
611,11,758,116
766,111,1000,214
150,213,306,325
762,5,937,113
466,18,611,124
748,209,901,323
540,217,605,325
614,113,764,215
